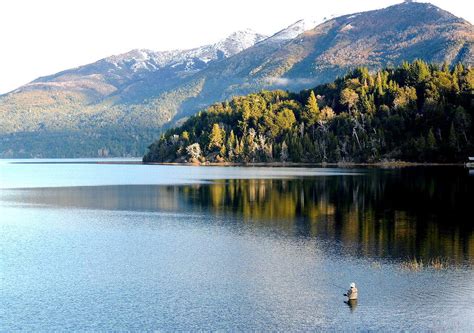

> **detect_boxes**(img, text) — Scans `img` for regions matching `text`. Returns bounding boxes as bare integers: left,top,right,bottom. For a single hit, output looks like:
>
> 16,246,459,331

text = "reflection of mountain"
3,185,184,212
4,168,473,262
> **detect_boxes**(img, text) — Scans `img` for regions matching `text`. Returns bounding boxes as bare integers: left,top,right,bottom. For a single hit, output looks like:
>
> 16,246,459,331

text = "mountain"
9,29,268,108
172,2,473,117
1,1,473,157
0,29,270,157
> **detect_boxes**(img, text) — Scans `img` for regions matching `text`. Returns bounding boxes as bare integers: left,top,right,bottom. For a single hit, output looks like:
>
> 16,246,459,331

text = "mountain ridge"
1,1,473,157
15,29,269,97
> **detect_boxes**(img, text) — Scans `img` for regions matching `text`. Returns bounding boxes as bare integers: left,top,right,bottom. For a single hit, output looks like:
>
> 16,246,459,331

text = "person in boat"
344,282,358,300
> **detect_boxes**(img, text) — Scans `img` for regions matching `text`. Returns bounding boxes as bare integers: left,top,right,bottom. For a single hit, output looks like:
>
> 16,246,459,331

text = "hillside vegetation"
1,2,472,157
144,61,474,163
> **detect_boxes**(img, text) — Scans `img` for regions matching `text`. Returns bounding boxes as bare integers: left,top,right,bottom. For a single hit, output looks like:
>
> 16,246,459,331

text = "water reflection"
2,167,473,262
344,299,358,312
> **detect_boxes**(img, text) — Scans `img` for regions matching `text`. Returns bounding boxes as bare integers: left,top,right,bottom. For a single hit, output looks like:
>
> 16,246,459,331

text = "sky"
0,0,472,94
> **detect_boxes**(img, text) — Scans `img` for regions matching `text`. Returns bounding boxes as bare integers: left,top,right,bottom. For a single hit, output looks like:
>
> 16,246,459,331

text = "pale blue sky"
0,0,472,94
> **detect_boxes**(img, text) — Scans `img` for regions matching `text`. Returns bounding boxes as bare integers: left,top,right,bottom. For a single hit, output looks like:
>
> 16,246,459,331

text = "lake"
1,160,473,331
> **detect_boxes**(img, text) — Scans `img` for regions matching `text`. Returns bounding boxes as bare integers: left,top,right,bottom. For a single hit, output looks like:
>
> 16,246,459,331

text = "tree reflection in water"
179,168,474,262
5,167,473,263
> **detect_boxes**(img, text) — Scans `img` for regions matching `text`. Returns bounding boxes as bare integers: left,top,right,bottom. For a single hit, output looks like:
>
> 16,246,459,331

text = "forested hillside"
144,61,473,163
2,2,472,158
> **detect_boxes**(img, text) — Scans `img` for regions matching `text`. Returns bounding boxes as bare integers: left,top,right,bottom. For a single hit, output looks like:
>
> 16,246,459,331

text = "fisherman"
344,282,358,300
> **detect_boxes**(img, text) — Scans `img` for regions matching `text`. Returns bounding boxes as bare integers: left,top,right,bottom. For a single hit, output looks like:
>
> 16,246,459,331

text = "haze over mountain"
1,1,473,157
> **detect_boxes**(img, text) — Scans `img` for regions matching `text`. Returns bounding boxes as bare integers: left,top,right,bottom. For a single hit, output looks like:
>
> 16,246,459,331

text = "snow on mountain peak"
214,29,267,57
267,19,319,41
104,30,267,74
86,20,321,76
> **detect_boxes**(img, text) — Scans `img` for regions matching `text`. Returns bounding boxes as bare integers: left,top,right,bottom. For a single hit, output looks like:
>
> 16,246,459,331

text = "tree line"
143,60,473,163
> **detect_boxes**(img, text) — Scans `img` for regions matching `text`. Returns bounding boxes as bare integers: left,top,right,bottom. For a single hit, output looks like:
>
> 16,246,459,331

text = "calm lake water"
1,160,473,331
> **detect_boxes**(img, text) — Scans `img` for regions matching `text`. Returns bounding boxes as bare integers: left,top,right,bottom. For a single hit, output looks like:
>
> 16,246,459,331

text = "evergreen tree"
448,123,458,151
302,91,320,126
208,123,224,150
227,130,236,153
427,128,437,151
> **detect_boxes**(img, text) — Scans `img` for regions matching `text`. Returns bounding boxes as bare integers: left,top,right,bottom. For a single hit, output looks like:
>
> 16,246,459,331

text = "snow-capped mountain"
16,23,303,100
2,2,472,158
104,29,268,75
17,29,268,98
213,29,268,58
265,19,320,42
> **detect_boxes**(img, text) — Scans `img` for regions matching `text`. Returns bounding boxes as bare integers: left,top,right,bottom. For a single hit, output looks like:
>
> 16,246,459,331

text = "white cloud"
264,77,314,87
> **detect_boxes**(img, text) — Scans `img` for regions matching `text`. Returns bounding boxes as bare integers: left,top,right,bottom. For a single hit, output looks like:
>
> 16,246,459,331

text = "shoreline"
3,158,470,168
144,161,468,168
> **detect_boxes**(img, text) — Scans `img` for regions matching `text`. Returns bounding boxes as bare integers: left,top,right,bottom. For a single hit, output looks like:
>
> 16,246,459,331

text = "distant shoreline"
3,158,470,167
143,161,468,167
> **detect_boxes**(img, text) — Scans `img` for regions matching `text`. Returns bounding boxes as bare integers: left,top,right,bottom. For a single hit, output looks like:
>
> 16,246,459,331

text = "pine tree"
427,128,437,151
375,72,384,98
302,91,320,126
227,130,236,152
448,123,458,151
410,59,430,85
208,123,224,150
219,144,227,158
234,136,242,157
